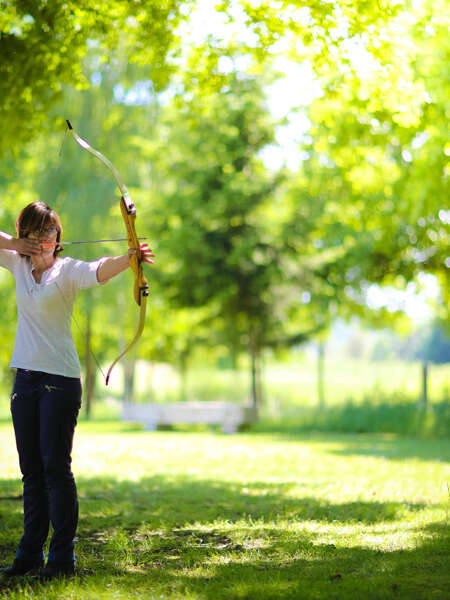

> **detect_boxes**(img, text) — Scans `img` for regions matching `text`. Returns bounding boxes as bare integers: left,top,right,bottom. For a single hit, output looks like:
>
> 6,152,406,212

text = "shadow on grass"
0,475,431,529
0,475,448,599
83,475,432,526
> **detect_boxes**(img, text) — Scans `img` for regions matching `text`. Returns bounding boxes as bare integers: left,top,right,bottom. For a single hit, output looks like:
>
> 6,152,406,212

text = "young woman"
0,201,153,579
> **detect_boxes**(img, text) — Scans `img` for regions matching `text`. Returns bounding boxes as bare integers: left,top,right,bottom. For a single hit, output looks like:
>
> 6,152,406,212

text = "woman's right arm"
0,232,41,255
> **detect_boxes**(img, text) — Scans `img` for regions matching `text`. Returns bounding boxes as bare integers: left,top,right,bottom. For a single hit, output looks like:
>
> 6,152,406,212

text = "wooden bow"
65,120,149,385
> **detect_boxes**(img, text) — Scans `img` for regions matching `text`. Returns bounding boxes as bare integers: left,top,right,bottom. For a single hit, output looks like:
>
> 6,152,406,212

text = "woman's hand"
128,243,155,265
97,244,155,284
13,237,42,256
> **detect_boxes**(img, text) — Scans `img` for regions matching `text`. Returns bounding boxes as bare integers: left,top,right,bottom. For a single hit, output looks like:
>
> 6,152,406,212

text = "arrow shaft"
41,236,147,247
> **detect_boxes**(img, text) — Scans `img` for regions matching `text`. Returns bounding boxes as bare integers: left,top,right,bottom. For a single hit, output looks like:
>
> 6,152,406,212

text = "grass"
0,420,449,599
253,399,450,438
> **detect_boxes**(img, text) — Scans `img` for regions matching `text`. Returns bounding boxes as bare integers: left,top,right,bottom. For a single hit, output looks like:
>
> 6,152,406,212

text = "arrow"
41,236,147,248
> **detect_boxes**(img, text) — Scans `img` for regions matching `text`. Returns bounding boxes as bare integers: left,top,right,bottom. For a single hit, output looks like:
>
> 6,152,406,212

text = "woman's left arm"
97,243,154,283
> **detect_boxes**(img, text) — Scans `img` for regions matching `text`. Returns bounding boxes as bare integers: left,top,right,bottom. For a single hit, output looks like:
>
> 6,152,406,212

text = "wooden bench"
121,401,257,433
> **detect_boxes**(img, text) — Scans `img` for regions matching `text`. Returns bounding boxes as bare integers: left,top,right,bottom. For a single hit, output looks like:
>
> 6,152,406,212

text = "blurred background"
0,0,448,437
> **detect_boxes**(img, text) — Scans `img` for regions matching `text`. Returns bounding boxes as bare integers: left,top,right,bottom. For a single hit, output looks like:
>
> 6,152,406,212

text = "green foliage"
0,271,16,385
0,0,186,155
151,74,287,360
213,0,403,73
0,0,417,159
296,0,450,321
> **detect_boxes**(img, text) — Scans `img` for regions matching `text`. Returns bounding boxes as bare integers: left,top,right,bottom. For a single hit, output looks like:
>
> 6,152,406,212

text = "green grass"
0,421,449,599
253,400,450,438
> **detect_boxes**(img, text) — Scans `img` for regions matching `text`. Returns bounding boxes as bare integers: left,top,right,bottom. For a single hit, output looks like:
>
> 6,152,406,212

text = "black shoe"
0,557,44,577
39,562,75,580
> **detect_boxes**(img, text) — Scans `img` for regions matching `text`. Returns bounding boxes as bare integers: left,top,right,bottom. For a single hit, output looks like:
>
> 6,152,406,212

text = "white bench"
121,401,256,433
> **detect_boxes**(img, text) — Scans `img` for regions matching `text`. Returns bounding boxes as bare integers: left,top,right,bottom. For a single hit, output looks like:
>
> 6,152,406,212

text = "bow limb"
105,297,147,385
65,120,149,385
66,120,130,199
104,196,150,385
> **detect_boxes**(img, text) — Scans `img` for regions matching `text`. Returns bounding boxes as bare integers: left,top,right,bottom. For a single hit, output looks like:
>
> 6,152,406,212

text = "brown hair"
15,202,64,258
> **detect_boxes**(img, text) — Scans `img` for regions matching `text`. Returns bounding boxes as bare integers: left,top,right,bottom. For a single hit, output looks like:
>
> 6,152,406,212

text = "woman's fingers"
140,242,155,264
140,243,154,254
17,238,42,256
142,252,155,264
128,244,155,264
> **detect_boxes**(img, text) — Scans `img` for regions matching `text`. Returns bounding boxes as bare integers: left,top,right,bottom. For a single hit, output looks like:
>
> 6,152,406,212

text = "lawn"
0,421,449,599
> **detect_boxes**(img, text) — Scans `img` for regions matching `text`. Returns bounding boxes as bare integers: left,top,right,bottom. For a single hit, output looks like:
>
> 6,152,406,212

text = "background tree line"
0,0,448,415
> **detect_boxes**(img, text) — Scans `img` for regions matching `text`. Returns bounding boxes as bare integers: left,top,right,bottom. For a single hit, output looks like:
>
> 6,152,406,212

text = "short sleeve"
0,248,20,273
66,257,108,290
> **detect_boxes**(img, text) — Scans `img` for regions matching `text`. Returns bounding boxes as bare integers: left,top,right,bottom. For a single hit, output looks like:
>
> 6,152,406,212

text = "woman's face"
27,224,59,258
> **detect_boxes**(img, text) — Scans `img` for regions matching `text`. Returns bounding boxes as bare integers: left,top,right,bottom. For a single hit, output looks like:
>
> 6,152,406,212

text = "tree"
150,74,287,408
294,0,449,320
0,0,186,154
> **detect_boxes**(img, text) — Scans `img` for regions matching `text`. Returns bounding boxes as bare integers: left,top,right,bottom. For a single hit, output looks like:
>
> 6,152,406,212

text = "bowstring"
54,280,107,381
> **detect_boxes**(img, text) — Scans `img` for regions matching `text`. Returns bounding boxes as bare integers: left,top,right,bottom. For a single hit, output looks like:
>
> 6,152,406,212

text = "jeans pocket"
10,392,18,411
44,384,64,392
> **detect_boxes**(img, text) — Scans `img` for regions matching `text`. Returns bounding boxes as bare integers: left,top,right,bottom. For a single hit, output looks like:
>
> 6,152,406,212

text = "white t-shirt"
0,249,106,378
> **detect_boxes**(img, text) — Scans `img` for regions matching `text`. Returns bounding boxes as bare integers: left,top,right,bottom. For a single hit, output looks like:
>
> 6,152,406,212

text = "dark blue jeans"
10,369,82,565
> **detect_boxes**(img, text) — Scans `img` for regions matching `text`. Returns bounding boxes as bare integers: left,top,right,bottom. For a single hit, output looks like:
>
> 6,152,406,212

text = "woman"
0,201,154,579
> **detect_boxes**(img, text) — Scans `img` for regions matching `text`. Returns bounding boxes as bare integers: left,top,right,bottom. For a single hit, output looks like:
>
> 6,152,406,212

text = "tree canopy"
0,0,186,154
0,0,448,400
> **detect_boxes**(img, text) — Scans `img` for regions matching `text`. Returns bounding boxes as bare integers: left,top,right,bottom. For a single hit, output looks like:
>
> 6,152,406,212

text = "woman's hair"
15,202,64,258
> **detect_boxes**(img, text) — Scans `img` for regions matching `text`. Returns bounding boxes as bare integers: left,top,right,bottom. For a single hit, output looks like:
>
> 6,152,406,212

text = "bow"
65,120,149,385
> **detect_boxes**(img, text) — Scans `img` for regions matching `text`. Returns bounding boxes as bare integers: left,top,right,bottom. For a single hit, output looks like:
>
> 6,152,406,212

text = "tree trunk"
317,341,325,408
251,348,257,409
250,344,263,410
179,348,189,401
420,361,428,410
256,350,263,408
